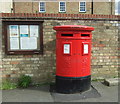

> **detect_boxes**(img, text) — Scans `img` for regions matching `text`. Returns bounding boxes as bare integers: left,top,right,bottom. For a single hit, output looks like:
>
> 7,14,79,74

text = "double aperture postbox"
53,25,94,94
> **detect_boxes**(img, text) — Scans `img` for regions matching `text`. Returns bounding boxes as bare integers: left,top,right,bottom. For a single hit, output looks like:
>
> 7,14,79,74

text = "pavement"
1,81,119,103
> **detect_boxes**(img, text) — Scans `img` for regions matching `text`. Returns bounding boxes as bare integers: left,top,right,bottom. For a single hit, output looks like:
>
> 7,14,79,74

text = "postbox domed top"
53,25,94,31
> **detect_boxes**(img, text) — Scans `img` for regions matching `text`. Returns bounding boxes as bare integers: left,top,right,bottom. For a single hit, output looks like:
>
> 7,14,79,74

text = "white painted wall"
115,0,120,15
0,0,13,13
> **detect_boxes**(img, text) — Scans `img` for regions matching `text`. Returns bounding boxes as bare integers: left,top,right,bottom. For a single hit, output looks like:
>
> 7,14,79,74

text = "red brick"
118,56,120,59
24,55,32,58
93,44,98,47
0,68,4,71
38,13,42,17
4,13,113,19
92,57,97,59
0,61,2,65
6,74,11,78
12,71,16,74
110,56,117,59
98,44,106,47
10,61,19,65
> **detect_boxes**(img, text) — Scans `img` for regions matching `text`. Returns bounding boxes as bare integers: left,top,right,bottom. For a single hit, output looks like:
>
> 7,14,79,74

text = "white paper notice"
10,38,19,50
84,44,88,54
9,25,19,37
30,25,39,37
20,25,29,36
20,37,37,50
64,44,70,54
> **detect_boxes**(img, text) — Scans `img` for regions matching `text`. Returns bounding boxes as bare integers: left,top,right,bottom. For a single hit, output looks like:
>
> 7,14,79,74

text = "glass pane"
40,2,45,12
80,2,85,12
60,2,65,6
30,25,39,37
80,2,85,6
40,8,45,11
60,2,65,12
9,25,19,37
80,7,85,11
20,25,29,37
19,25,39,50
9,25,19,50
20,37,37,50
8,24,40,52
40,2,45,6
10,37,19,50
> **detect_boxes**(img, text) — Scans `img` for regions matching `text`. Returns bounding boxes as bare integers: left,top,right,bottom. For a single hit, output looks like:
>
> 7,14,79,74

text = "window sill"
59,12,66,13
79,11,86,13
39,11,46,13
6,50,43,55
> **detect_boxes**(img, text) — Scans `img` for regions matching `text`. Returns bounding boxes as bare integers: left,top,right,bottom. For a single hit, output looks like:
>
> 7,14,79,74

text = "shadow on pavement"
50,84,101,102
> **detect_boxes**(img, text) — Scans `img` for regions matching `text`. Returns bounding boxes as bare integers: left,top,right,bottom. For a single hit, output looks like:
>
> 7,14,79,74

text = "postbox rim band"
56,75,91,79
53,25,94,31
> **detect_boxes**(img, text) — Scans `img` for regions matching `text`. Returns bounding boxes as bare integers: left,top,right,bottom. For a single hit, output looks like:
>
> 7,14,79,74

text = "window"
79,1,86,12
3,21,43,55
39,2,46,12
59,1,66,12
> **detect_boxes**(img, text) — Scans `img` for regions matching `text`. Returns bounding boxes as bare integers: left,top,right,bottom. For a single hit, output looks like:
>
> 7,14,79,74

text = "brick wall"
1,13,119,20
1,13,119,83
93,2,115,15
0,20,2,83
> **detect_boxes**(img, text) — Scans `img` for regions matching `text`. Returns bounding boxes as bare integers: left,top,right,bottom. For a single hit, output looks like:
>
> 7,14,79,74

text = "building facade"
13,1,115,15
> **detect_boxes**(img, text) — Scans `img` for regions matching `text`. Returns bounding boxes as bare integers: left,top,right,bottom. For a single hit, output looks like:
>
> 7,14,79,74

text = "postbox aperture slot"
61,34,73,37
81,34,90,37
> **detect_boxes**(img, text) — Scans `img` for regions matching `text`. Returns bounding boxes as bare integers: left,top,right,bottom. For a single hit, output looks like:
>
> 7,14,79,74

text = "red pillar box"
53,25,94,93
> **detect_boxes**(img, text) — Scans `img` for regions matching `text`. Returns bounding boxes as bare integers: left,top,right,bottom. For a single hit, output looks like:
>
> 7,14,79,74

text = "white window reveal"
79,1,86,12
59,1,66,12
39,2,46,12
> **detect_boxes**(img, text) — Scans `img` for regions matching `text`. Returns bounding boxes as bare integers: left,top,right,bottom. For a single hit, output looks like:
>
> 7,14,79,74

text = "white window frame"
39,2,46,13
59,1,66,12
79,1,86,12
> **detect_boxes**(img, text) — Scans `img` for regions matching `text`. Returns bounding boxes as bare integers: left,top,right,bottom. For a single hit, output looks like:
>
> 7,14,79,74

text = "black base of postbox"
55,75,91,94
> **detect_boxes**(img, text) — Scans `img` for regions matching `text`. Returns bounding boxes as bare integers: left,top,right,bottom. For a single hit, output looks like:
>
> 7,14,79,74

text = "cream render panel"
0,0,13,13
